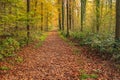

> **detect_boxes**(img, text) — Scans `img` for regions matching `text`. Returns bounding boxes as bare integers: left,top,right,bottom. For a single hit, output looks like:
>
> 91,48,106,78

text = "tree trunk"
61,0,64,30
66,0,69,37
69,0,72,30
27,0,30,44
108,0,112,31
41,2,44,31
95,0,100,33
58,0,62,30
81,0,87,32
115,0,120,40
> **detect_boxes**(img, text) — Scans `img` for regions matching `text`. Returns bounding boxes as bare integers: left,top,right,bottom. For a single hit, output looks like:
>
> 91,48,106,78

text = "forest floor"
0,30,120,80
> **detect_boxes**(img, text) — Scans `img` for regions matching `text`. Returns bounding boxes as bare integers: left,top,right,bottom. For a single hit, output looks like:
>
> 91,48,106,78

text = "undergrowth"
79,70,98,80
60,31,120,62
0,30,47,67
35,32,48,48
0,66,11,71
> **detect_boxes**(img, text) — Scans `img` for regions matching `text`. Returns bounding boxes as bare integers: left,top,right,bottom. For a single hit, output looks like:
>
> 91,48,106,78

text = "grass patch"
59,31,68,41
73,48,81,55
0,66,10,70
79,70,98,80
80,73,98,80
59,31,75,46
35,32,48,48
15,56,23,63
0,54,4,60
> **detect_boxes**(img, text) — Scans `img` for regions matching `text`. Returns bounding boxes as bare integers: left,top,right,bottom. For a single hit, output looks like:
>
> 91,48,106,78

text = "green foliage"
112,40,120,61
80,73,98,80
61,31,68,37
59,31,67,41
39,34,47,42
15,56,23,63
70,31,87,40
79,70,98,80
82,33,115,53
0,54,4,60
67,31,120,61
35,32,48,48
0,38,20,57
0,66,10,71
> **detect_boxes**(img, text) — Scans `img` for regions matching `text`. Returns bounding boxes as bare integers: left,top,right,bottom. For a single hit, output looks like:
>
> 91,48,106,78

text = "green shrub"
15,56,23,63
0,54,3,60
60,31,69,37
0,66,10,70
18,37,28,47
0,38,20,57
62,31,120,61
70,31,86,40
80,73,98,80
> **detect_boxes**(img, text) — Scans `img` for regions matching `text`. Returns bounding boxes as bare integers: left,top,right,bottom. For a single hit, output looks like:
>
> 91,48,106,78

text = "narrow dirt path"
0,31,120,80
0,31,80,80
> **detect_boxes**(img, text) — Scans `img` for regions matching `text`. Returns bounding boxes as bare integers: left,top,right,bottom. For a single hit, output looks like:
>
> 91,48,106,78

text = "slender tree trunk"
108,0,112,31
34,0,38,28
66,0,69,37
58,0,62,30
71,0,75,30
69,0,72,30
41,2,43,31
3,3,6,32
95,0,100,33
115,0,120,40
27,0,30,44
81,0,87,32
61,0,64,30
46,11,49,31
15,2,18,36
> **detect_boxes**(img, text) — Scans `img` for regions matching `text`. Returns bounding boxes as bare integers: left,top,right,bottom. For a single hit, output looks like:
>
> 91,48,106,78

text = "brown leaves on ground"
0,31,80,80
76,46,120,80
0,31,120,80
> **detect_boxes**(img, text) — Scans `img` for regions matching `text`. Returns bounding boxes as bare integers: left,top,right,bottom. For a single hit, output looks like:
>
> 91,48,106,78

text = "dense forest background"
58,0,120,62
0,0,57,59
0,0,120,62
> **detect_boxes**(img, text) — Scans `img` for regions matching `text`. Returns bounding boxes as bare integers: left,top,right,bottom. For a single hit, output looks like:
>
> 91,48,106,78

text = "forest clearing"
0,0,120,80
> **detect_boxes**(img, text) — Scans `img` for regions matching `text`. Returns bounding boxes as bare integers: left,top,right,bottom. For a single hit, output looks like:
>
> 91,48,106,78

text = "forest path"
0,31,80,80
1,30,120,80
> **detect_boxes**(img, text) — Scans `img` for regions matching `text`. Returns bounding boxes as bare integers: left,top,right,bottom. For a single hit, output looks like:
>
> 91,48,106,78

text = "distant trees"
58,0,120,60
0,0,55,44
59,0,118,41
58,0,119,34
